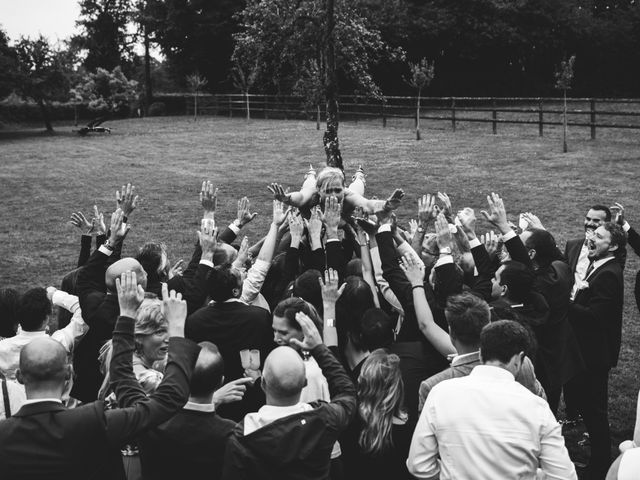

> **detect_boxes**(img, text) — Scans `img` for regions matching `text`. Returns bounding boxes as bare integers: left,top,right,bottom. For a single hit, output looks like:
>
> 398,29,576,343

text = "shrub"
148,102,166,116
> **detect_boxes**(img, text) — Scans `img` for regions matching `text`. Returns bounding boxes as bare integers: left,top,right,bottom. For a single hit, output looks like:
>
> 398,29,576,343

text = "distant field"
1,115,639,471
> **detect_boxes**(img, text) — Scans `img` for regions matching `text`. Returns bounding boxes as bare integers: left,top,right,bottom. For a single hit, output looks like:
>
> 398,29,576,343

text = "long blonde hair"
357,349,405,454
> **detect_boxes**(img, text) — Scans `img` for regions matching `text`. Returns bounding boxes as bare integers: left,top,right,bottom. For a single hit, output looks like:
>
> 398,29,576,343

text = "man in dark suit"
186,264,274,421
0,272,200,480
612,203,640,314
567,222,626,479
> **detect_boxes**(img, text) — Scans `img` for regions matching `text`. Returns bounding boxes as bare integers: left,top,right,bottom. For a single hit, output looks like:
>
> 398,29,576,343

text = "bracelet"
412,285,424,291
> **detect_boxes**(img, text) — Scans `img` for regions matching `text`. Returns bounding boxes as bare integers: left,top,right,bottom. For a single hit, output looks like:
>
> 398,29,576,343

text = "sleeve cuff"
434,255,454,267
623,222,631,232
199,259,214,268
229,223,241,234
98,245,113,256
326,238,340,244
51,290,80,312
377,224,392,233
502,230,517,241
469,238,482,249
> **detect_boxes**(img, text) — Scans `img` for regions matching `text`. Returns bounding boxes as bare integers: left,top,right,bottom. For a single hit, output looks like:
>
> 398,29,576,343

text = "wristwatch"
325,318,335,328
103,239,115,251
439,247,452,255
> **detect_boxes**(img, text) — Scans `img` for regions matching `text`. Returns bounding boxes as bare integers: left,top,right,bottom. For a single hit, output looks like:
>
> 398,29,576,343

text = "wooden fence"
183,94,640,138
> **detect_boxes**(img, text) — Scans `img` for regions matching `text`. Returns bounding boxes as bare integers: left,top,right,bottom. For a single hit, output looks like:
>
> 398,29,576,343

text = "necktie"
584,261,595,280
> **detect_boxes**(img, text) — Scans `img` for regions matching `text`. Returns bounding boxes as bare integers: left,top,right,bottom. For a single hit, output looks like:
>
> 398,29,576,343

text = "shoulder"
421,368,455,392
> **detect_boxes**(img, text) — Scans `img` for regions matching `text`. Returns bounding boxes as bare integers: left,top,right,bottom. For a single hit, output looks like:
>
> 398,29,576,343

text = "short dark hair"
590,204,612,222
207,265,241,302
292,269,323,316
499,261,535,303
136,242,167,284
190,342,225,396
345,258,364,278
480,320,530,364
523,229,563,268
358,308,394,351
336,275,376,350
602,222,627,250
17,288,50,332
273,297,323,333
0,288,20,338
445,293,490,346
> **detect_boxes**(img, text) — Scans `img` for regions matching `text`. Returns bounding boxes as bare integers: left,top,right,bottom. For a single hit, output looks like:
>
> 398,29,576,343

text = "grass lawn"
1,115,639,471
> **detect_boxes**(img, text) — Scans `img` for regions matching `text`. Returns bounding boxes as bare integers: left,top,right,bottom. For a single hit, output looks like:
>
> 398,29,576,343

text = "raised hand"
304,163,316,180
116,183,139,217
168,259,185,279
418,194,439,226
236,196,257,227
480,192,510,235
611,202,625,226
70,211,93,234
319,268,346,305
272,199,290,227
434,213,453,251
408,219,419,240
288,210,304,246
213,377,252,406
200,181,218,219
457,207,477,239
305,206,324,250
161,283,187,338
109,208,128,243
198,219,218,256
480,230,500,258
116,270,145,318
267,183,291,204
521,212,545,231
383,188,405,212
92,205,106,235
289,312,323,351
399,252,425,287
437,192,453,219
231,236,250,270
322,195,342,238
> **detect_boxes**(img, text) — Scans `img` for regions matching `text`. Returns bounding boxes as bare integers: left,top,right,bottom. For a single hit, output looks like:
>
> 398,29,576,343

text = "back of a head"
18,336,68,387
345,258,364,279
357,308,394,352
135,242,168,285
212,242,238,266
292,269,323,315
207,264,241,302
262,346,306,403
480,320,530,364
105,257,147,292
17,288,50,332
445,293,490,347
336,275,375,347
523,229,563,268
273,297,323,332
500,261,535,303
191,341,225,396
0,287,20,338
357,348,404,454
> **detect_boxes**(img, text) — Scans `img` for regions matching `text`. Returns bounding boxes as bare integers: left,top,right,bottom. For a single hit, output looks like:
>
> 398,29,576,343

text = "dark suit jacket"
564,238,585,274
627,226,640,313
569,257,624,370
73,248,122,402
0,316,199,480
186,301,274,421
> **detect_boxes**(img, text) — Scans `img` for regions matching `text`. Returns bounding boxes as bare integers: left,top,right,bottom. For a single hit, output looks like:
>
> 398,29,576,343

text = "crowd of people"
0,164,638,480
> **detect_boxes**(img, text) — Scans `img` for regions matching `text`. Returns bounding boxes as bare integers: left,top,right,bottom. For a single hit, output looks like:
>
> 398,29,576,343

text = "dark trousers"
565,368,612,480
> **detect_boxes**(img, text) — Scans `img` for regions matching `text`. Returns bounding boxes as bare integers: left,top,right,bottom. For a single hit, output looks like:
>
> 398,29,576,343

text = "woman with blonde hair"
342,348,412,479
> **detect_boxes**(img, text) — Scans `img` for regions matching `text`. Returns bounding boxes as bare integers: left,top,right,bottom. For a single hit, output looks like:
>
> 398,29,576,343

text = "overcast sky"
0,0,81,43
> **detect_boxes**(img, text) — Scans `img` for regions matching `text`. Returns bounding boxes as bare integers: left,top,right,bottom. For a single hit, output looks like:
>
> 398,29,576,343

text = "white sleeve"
240,259,271,307
51,291,89,353
538,407,578,480
407,396,441,479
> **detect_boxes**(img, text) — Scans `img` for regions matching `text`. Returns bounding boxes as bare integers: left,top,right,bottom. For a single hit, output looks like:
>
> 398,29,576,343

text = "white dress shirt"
407,365,576,480
570,242,590,300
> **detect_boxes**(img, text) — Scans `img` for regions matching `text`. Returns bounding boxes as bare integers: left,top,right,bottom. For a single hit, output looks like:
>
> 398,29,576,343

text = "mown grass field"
1,115,639,472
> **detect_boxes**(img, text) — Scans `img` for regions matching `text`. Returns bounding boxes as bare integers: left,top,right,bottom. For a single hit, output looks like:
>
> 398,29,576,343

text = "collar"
588,255,616,275
23,398,63,405
209,298,246,306
15,330,48,338
183,401,216,413
257,402,308,417
14,399,66,417
469,364,515,382
451,351,481,366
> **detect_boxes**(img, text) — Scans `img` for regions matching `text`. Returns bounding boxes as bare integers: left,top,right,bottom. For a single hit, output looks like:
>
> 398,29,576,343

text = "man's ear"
501,284,508,297
232,287,241,298
16,369,24,385
608,244,619,253
303,378,308,389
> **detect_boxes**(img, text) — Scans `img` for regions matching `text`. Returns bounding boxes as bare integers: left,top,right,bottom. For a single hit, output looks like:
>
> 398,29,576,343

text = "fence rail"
181,94,640,138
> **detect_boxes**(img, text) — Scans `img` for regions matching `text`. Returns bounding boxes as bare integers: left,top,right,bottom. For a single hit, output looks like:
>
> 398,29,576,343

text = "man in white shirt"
407,319,576,480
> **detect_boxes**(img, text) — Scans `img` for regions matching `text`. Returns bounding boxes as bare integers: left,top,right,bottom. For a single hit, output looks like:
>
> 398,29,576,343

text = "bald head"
18,337,69,386
213,243,238,266
105,258,148,292
262,346,306,404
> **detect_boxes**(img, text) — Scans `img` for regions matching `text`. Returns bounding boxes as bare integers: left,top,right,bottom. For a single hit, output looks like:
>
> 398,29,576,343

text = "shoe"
352,164,366,185
304,164,316,180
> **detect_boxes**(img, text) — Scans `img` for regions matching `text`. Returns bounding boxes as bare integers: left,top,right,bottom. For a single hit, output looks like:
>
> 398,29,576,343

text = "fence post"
382,99,386,128
590,99,596,140
228,96,233,118
451,98,456,132
492,98,497,134
538,98,543,137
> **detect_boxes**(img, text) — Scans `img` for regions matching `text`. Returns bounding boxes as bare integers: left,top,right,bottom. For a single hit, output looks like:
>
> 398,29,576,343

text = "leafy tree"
71,67,138,120
405,58,435,140
186,73,208,121
74,0,133,72
231,58,259,122
14,36,72,131
555,54,576,153
0,29,20,100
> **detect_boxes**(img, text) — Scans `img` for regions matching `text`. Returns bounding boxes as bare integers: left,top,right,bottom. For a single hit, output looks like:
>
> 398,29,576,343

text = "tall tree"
74,0,133,72
14,36,72,131
0,29,19,99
